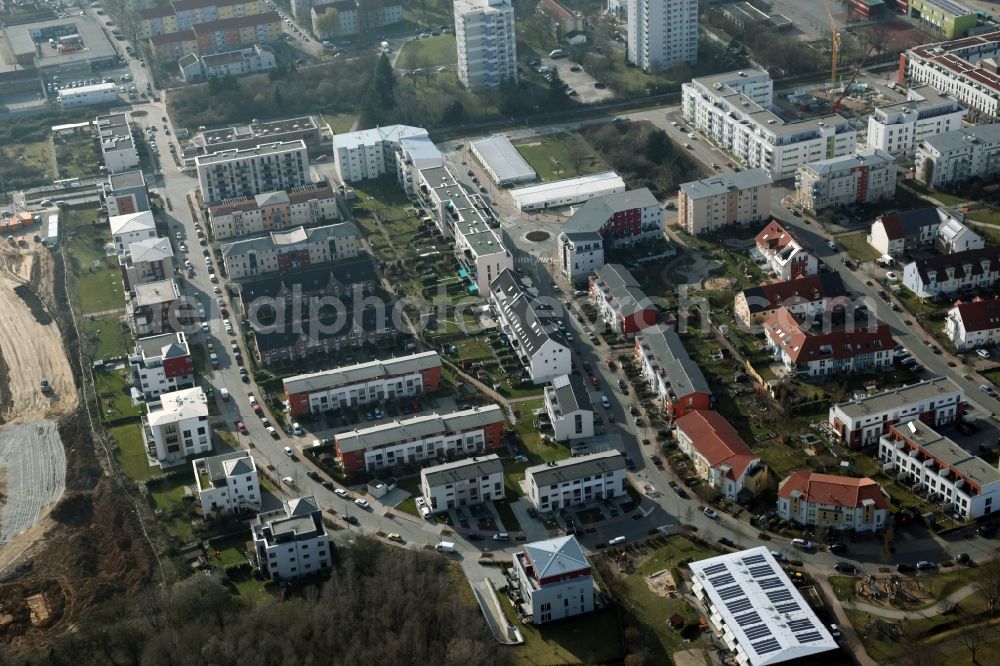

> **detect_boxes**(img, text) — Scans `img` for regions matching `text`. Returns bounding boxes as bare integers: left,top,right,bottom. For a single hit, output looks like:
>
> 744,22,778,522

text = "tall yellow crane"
823,0,841,103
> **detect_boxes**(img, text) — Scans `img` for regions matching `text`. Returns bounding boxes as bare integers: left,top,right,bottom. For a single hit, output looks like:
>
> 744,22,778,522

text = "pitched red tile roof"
209,198,258,217
739,273,847,315
674,411,757,481
764,307,894,364
778,471,887,510
950,296,1000,333
755,219,799,253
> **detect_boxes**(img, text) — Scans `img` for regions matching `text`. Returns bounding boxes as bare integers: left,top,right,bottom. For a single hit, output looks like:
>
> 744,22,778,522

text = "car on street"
977,348,991,358
601,395,611,409
928,343,941,354
234,421,248,435
674,487,689,499
826,240,837,250
649,455,663,468
703,508,719,519
292,422,305,436
980,384,996,396
354,498,370,509
834,562,857,574
916,560,936,571
335,488,349,498
283,446,293,457
828,542,847,554
341,514,359,525
266,426,279,438
387,532,403,542
896,562,915,573
718,537,735,548
306,470,319,481
791,538,813,550
493,532,511,541
885,271,898,281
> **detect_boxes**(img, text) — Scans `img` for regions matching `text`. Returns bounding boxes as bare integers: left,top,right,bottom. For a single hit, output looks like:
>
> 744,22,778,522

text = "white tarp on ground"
0,420,66,545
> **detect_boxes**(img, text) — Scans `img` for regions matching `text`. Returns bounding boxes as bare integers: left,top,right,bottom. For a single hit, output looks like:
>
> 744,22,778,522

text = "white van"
608,536,626,546
436,541,456,553
220,387,230,401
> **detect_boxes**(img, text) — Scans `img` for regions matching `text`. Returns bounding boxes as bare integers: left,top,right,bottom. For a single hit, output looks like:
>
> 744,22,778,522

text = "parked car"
283,446,293,457
234,421,248,435
493,532,511,541
718,537,735,548
834,562,857,574
828,542,847,554
791,538,813,550
977,348,991,359
341,514,359,525
334,488,349,498
354,498,370,509
292,422,305,436
306,470,320,481
703,508,719,519
916,560,937,571
896,562,916,573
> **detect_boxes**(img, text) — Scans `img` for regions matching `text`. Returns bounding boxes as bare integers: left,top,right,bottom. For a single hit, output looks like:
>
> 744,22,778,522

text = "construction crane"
832,44,876,113
823,0,841,104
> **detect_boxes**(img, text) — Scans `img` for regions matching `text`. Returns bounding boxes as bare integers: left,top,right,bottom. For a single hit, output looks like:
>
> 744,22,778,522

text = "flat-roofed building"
543,374,594,442
905,0,977,39
283,351,443,417
867,86,966,157
130,332,194,399
251,496,331,580
142,386,210,466
196,140,309,204
333,405,505,475
879,419,1000,519
208,182,340,240
901,31,1000,121
795,148,897,213
470,135,536,186
96,112,139,174
677,169,771,236
525,450,627,511
201,115,323,154
100,170,149,217
420,454,504,512
915,123,1000,188
510,171,626,212
332,124,428,183
689,547,839,666
128,278,182,337
58,82,117,107
455,0,517,90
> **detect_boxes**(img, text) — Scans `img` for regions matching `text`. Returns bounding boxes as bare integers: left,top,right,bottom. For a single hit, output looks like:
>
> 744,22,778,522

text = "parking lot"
537,57,615,105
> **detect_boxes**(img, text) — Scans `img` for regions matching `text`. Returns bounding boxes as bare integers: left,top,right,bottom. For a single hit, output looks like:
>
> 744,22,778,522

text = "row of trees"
582,122,703,198
2,538,508,665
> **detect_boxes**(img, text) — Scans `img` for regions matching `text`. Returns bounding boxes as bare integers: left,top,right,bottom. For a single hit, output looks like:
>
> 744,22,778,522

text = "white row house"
420,454,504,512
525,450,627,512
543,374,594,442
869,207,983,258
902,245,1000,299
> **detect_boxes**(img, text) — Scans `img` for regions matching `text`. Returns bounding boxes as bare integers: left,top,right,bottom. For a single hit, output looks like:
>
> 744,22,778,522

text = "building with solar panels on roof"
689,546,839,666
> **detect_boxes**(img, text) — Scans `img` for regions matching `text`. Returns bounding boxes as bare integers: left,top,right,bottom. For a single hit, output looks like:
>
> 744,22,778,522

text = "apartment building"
764,307,895,377
128,278,182,337
869,206,983,257
777,471,888,532
675,410,767,502
900,31,1000,121
682,70,856,178
419,454,504,512
754,219,817,281
866,86,966,157
96,112,139,174
149,12,282,62
109,210,156,256
142,386,211,466
283,351,443,417
525,450,627,512
137,0,265,38
100,170,149,217
795,149,897,212
879,419,1000,520
396,134,444,196
543,374,594,442
902,245,1000,298
455,0,517,90
677,169,771,236
251,496,332,580
333,405,505,474
905,0,977,39
150,30,200,63
734,272,848,327
208,183,340,240
331,124,429,183
828,376,965,449
490,269,572,384
914,123,1000,188
626,0,698,71
634,325,711,419
120,236,174,290
130,332,194,400
947,296,1000,350
310,0,401,37
220,221,360,279
178,44,276,82
509,536,594,625
415,165,512,293
58,82,117,107
196,140,309,204
557,188,662,281
588,263,657,337
251,305,396,367
201,116,324,154
193,450,260,516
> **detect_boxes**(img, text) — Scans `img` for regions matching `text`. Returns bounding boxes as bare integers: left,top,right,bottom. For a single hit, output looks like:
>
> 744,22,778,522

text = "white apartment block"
415,164,512,293
196,140,309,204
193,450,261,517
96,112,140,174
510,536,594,625
543,374,594,442
251,496,332,580
947,297,1000,350
129,332,194,399
331,124,429,183
879,419,1000,520
283,351,442,417
178,44,276,83
626,0,698,72
220,221,360,280
677,169,771,235
866,86,966,157
902,31,1000,121
142,387,211,466
902,245,1000,298
419,454,504,512
101,169,149,218
682,70,856,178
396,134,444,196
795,149,897,212
829,376,964,449
109,210,157,255
207,183,340,239
525,450,628,512
455,0,517,90
914,123,1000,189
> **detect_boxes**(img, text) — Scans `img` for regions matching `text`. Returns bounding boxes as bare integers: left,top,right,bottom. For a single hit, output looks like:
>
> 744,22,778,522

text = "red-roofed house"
540,0,584,42
734,272,848,327
777,471,888,532
674,411,767,502
946,296,1000,350
764,307,895,377
754,220,817,280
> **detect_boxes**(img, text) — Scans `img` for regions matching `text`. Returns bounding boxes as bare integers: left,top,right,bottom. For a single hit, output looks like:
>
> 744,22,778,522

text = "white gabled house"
946,297,1000,350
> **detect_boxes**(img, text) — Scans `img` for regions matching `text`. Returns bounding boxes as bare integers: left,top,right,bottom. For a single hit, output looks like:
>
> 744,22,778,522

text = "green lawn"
321,113,355,134
55,132,102,180
228,569,276,608
94,367,142,421
513,400,569,464
514,133,607,182
63,205,123,314
210,534,251,567
79,312,130,359
493,498,522,532
902,179,969,207
394,475,421,517
76,265,125,313
148,469,195,513
395,34,457,70
0,140,54,191
499,599,624,665
164,514,195,543
110,422,154,482
835,230,880,264
968,208,1000,226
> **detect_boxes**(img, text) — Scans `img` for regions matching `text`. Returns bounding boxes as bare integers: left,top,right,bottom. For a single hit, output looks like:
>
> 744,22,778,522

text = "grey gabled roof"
549,374,592,414
593,263,651,318
198,450,255,487
526,450,625,487
920,123,1000,153
283,351,441,395
490,269,567,358
562,188,658,237
335,405,504,453
420,454,503,488
636,325,711,397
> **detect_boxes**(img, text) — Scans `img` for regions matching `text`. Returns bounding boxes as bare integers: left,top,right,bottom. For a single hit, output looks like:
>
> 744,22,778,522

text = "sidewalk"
842,582,979,620
814,578,879,666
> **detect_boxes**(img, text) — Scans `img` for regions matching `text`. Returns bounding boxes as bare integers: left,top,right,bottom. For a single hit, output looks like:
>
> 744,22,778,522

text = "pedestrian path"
842,582,979,620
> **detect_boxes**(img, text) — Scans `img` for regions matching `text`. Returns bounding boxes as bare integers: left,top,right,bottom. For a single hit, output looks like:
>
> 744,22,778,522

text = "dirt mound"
48,492,93,526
